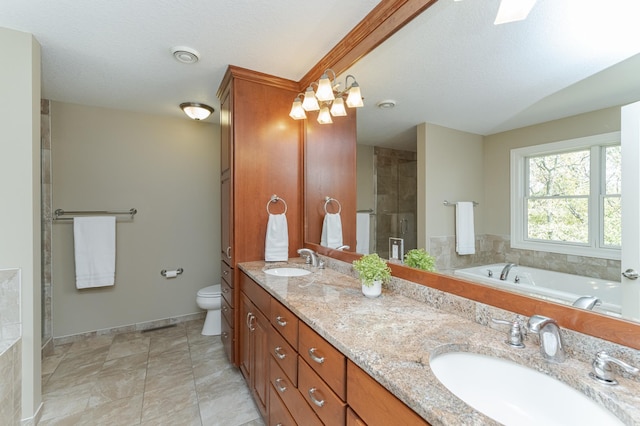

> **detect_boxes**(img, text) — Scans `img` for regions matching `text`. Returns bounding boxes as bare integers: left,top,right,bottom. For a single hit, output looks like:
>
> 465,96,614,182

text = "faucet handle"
590,351,640,385
492,318,526,348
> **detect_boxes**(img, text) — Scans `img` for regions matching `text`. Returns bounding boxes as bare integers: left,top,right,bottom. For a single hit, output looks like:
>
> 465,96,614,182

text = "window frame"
510,132,621,260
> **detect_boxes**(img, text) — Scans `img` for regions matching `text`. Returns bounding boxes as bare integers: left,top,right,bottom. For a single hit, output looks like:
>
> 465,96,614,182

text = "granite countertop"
238,259,640,426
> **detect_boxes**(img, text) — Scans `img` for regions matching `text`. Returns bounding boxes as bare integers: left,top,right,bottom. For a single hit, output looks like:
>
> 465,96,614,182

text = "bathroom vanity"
238,259,640,426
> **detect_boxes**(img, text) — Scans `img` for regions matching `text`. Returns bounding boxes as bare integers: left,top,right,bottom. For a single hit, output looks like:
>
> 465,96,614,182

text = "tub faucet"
572,296,601,310
499,263,517,280
297,248,319,267
527,315,565,363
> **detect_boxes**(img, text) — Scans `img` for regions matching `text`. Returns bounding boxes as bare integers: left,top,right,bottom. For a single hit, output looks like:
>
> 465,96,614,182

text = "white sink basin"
430,352,623,426
264,267,311,277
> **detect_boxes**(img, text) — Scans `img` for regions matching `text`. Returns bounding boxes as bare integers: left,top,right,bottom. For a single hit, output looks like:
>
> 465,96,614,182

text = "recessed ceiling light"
171,46,200,64
376,100,396,109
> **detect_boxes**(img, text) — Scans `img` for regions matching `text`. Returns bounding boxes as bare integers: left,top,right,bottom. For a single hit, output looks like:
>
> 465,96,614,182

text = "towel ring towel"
324,196,342,214
267,195,288,215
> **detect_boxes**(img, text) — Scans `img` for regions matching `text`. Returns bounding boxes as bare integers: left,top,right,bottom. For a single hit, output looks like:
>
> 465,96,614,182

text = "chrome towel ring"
267,194,288,214
324,196,342,214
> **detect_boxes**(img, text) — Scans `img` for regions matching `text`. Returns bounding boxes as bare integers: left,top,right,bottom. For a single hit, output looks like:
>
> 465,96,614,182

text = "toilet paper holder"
161,268,184,278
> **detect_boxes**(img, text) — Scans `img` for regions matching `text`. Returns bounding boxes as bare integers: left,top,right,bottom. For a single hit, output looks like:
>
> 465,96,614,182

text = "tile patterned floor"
39,320,264,426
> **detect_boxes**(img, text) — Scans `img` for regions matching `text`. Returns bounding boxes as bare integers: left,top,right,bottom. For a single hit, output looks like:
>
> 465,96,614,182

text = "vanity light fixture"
180,102,214,120
289,69,364,124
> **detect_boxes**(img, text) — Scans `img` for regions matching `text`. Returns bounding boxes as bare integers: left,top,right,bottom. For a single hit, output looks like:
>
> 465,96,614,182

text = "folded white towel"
356,213,371,254
74,216,116,289
265,213,289,261
455,202,476,255
321,213,343,249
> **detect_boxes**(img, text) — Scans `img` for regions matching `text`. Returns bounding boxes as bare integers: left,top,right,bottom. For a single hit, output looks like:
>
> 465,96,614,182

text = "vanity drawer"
270,297,299,349
221,295,234,328
269,325,298,386
269,386,296,426
240,273,271,316
298,356,347,426
221,278,234,306
221,260,233,287
299,322,346,400
270,357,323,426
220,314,234,363
347,361,429,426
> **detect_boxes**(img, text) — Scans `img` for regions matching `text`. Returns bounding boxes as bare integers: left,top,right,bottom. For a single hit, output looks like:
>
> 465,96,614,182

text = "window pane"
528,150,590,197
603,195,621,247
605,145,621,195
527,197,588,243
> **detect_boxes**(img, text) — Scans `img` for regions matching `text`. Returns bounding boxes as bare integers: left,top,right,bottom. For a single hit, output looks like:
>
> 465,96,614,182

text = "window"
510,132,621,260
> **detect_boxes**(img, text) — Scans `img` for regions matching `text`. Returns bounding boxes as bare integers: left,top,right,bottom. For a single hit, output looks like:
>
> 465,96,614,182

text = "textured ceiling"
2,0,640,151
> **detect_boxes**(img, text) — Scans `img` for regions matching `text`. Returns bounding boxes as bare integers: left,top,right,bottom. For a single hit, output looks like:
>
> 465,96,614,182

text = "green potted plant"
404,248,436,272
352,253,392,298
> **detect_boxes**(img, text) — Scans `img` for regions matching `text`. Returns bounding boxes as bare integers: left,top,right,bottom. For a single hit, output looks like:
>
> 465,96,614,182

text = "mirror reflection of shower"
357,146,417,258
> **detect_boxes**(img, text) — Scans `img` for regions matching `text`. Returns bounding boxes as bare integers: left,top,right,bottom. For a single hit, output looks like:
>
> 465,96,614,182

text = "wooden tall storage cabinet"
216,65,303,366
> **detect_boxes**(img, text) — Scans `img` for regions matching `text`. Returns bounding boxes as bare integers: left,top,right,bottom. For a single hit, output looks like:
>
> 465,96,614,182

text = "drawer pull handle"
274,346,286,360
275,378,287,393
226,246,231,259
276,316,287,327
223,270,229,276
246,313,255,331
221,332,228,340
222,305,228,313
308,387,325,407
308,348,325,364
222,287,229,293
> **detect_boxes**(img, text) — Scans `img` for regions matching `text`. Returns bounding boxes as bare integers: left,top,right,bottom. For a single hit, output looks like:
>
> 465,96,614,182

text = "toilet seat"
197,284,221,298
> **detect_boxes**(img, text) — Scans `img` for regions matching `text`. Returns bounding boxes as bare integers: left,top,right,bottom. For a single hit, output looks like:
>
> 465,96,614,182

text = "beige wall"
356,144,375,211
0,27,42,422
51,102,220,337
483,107,621,236
417,123,484,248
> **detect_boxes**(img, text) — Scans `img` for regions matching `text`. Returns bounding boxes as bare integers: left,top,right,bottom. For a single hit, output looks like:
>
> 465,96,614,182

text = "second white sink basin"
430,352,622,426
264,267,311,277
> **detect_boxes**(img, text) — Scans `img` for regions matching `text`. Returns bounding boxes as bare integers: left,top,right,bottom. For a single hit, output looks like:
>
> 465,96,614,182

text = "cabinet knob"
308,387,325,407
308,347,325,364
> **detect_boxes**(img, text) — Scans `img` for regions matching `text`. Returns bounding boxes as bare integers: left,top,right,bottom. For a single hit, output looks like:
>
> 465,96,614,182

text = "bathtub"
453,263,621,316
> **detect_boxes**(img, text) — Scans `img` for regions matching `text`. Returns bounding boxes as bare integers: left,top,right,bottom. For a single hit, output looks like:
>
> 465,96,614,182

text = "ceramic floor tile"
40,321,260,426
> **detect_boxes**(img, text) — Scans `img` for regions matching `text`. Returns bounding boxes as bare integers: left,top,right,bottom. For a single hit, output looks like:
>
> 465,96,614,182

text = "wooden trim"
219,65,300,97
300,0,439,88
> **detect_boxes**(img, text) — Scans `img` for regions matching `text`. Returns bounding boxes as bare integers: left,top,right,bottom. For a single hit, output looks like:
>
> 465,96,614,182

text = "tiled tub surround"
239,259,640,425
0,268,22,425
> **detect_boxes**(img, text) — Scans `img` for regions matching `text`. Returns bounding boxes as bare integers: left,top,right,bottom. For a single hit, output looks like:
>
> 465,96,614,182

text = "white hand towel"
74,216,116,289
455,202,476,255
321,213,343,249
265,213,289,261
356,213,371,254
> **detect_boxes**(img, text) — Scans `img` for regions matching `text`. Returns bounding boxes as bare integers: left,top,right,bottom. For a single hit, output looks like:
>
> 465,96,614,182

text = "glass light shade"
494,0,537,24
180,102,214,120
302,87,320,111
330,97,347,116
346,84,364,108
315,74,335,102
317,106,333,124
289,99,307,120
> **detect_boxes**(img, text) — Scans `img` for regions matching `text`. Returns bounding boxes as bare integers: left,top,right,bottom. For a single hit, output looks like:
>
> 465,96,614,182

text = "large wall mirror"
303,0,640,347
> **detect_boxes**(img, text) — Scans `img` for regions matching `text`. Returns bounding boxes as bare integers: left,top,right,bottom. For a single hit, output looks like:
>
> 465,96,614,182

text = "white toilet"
196,284,222,336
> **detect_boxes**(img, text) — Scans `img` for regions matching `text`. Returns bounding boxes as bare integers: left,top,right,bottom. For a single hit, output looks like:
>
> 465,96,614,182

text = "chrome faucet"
297,248,319,267
527,315,565,363
572,296,601,310
590,351,639,385
499,263,517,280
336,245,350,251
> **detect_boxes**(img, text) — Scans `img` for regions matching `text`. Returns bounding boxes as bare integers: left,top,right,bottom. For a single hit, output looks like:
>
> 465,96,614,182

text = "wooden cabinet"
216,65,303,366
240,275,272,419
299,322,346,400
347,361,429,426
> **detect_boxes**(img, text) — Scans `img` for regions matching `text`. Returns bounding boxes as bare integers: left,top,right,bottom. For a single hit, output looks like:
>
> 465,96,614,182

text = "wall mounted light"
289,69,364,124
180,102,214,121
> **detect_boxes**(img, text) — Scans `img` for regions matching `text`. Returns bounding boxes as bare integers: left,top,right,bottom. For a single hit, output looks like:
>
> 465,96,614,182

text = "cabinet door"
239,293,252,380
252,306,269,418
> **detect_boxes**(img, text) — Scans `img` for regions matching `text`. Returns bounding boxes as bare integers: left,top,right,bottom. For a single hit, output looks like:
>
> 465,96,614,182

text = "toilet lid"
197,284,221,297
